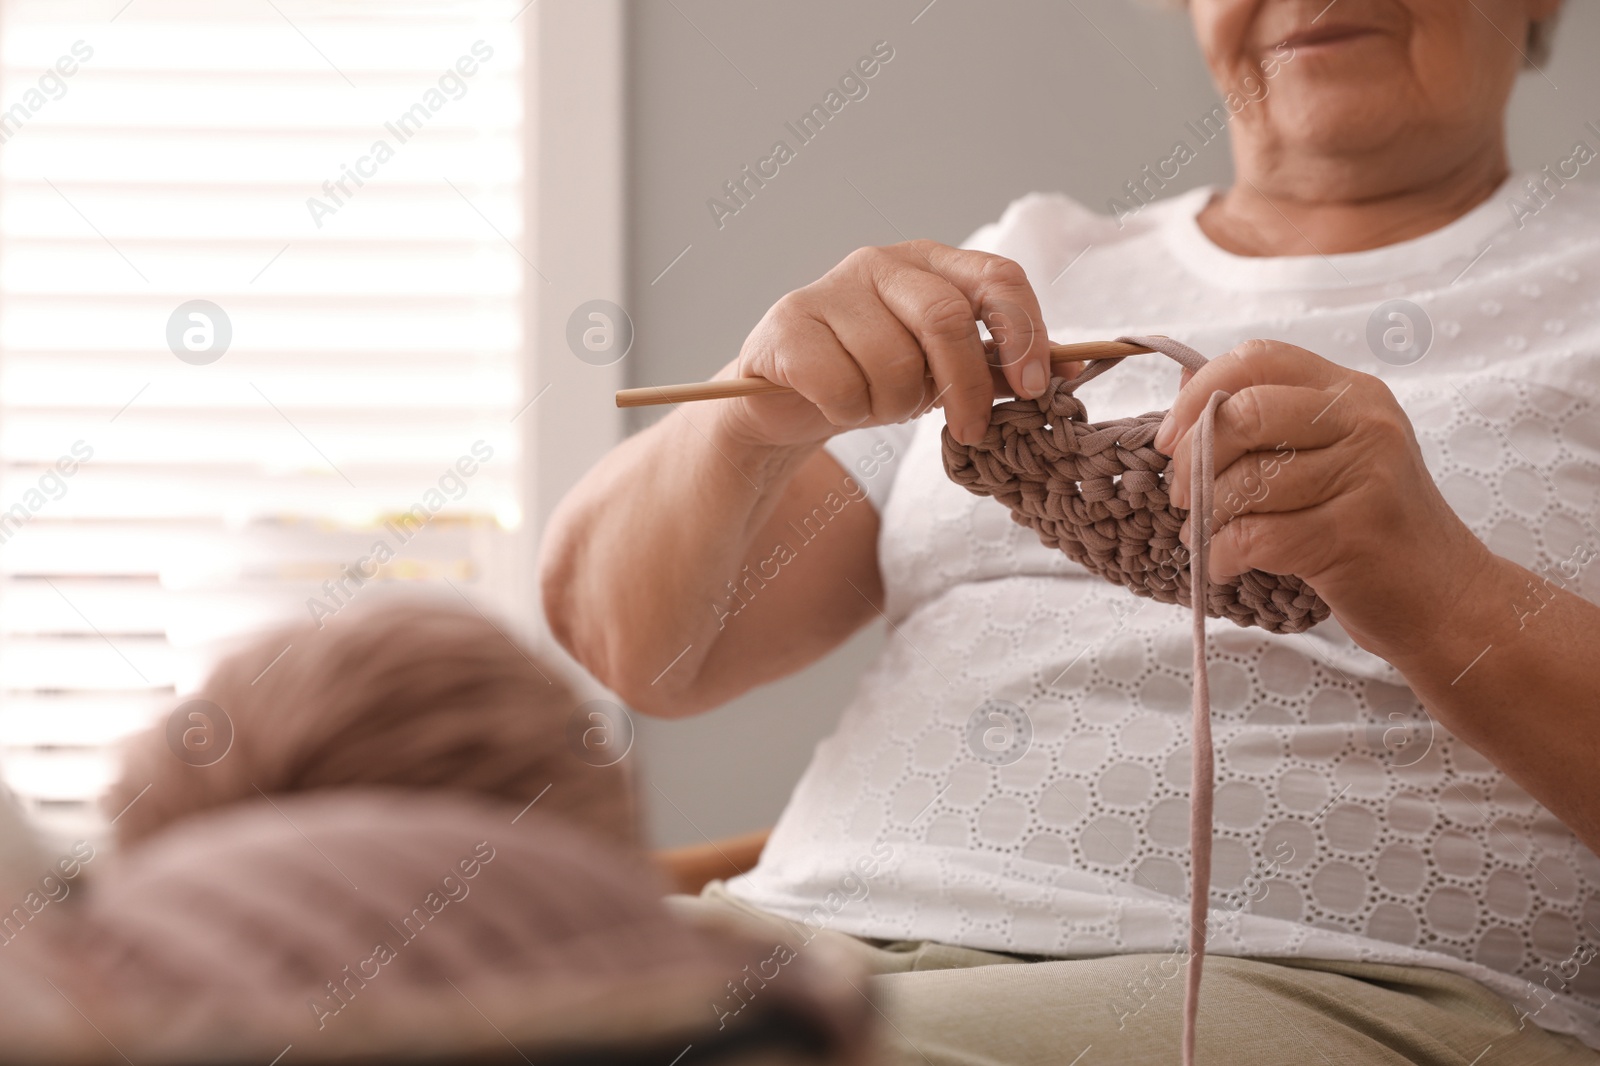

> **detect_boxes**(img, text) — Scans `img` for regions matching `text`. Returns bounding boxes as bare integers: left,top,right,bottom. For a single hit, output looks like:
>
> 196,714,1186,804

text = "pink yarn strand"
1118,337,1223,1066
941,335,1326,1065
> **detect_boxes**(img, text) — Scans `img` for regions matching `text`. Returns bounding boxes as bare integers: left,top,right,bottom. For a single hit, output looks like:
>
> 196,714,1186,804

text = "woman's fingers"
1129,336,1468,648
1166,384,1349,509
1183,446,1352,532
1155,339,1348,454
855,241,1053,441
1197,510,1338,582
911,241,1052,403
730,240,1053,448
860,251,995,442
930,360,1038,413
756,306,875,429
825,290,938,424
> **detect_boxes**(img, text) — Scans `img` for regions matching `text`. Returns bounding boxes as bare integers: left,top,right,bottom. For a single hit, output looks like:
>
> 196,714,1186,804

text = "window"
0,0,530,848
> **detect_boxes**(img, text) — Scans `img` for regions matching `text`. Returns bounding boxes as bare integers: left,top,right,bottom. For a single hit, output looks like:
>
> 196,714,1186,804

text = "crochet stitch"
941,337,1327,635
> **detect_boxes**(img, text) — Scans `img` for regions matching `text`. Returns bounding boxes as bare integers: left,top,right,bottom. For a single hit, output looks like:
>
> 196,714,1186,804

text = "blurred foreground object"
32,603,876,1063
4,791,872,1065
105,599,637,851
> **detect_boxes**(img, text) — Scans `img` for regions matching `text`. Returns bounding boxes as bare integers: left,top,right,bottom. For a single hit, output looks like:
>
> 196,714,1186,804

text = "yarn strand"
1186,391,1228,1066
1124,337,1223,1066
940,336,1325,1066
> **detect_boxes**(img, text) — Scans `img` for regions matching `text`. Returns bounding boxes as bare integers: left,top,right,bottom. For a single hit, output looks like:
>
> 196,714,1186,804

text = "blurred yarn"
20,791,872,1065
104,598,636,851
71,597,873,1063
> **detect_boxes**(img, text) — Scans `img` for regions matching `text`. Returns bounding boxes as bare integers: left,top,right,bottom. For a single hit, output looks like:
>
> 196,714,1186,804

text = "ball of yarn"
104,598,637,850
941,374,1328,635
61,791,874,1063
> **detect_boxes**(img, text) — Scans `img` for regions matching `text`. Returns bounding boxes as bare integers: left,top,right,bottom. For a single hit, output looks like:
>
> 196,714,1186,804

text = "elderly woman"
542,1,1600,1062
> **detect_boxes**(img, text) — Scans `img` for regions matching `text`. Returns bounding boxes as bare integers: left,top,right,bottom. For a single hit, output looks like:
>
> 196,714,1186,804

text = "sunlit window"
0,0,528,846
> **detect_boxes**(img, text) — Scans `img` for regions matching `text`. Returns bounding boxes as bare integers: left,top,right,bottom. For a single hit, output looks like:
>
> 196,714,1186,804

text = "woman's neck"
1197,140,1511,258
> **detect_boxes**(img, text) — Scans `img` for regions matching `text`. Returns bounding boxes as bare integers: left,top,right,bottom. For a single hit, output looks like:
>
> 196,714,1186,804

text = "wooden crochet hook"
613,338,1160,408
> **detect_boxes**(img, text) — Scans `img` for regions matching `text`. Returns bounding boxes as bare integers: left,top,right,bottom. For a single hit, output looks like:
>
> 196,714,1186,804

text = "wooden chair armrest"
653,828,771,896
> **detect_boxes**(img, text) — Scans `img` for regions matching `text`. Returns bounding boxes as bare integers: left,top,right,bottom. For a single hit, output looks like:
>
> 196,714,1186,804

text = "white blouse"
727,174,1600,1049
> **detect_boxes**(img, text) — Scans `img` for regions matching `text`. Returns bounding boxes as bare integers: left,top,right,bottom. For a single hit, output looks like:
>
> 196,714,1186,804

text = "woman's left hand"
1152,338,1492,659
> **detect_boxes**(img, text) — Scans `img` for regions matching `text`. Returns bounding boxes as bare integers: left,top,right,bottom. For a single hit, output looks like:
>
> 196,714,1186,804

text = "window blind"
0,0,528,849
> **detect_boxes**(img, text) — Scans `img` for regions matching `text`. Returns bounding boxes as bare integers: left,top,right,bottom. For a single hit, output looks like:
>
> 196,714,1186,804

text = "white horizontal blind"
0,0,528,847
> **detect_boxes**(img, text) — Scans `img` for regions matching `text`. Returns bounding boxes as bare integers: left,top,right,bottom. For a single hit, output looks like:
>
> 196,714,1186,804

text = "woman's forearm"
539,404,818,713
540,240,1060,715
1386,547,1600,855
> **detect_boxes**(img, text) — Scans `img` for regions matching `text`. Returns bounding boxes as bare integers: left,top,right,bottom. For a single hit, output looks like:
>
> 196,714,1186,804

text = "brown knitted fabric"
940,339,1327,634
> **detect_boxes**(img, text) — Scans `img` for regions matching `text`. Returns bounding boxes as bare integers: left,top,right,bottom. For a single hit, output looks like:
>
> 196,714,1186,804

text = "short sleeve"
960,218,1003,254
957,191,1112,281
823,420,919,513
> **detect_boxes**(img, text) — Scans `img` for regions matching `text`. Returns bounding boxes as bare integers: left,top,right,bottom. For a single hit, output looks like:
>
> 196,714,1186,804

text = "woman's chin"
1256,90,1417,157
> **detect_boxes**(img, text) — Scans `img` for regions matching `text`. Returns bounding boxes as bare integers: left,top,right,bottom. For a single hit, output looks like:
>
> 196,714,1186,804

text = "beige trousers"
669,882,1600,1066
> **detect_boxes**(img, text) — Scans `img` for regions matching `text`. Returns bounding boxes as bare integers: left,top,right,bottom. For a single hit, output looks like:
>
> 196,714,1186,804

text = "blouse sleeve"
822,420,920,513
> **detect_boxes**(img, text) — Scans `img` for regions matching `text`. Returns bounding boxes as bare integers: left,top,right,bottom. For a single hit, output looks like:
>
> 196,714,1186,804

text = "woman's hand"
716,240,1055,451
1153,338,1493,658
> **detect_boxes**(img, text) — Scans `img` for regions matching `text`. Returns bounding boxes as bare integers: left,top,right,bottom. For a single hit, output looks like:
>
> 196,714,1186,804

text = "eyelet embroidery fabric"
726,178,1600,1052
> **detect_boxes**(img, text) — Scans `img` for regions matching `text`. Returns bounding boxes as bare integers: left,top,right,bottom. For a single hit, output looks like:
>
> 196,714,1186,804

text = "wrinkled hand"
1153,339,1491,657
717,241,1056,451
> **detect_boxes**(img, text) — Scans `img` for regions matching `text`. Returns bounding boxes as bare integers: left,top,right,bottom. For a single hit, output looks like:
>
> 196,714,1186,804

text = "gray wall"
619,0,1600,846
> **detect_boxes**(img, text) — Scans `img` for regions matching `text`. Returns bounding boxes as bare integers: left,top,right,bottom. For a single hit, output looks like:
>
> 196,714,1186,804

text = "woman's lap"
668,882,1600,1066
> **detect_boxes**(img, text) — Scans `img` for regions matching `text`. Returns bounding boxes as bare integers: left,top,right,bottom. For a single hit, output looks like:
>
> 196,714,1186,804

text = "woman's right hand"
716,240,1055,450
